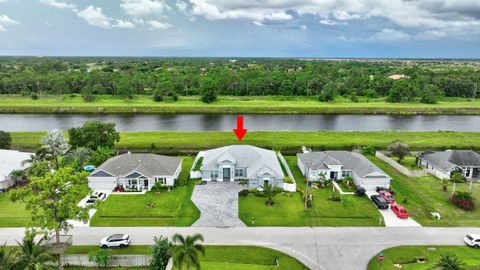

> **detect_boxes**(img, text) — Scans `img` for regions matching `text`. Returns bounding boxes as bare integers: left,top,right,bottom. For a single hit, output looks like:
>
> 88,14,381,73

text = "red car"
379,190,395,204
391,203,409,219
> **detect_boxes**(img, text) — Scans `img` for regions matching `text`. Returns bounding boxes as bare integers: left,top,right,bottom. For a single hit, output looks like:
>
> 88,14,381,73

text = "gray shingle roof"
201,145,284,179
297,151,389,178
92,153,181,177
419,150,480,171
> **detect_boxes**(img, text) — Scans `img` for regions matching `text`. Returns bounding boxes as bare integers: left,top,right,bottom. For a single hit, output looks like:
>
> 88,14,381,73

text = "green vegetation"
193,157,203,171
397,156,421,170
65,245,308,270
11,130,480,154
238,156,383,226
368,156,480,226
0,193,31,227
3,95,480,114
367,246,480,270
90,157,200,226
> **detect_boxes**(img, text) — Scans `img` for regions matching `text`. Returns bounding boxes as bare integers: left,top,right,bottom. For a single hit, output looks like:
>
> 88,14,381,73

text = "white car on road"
464,234,480,248
99,234,131,248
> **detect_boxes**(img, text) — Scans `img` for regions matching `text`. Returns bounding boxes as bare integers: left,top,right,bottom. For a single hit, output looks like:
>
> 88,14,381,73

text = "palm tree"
0,243,17,270
64,147,91,170
435,254,466,270
261,182,280,206
9,169,26,187
171,233,205,270
16,235,55,270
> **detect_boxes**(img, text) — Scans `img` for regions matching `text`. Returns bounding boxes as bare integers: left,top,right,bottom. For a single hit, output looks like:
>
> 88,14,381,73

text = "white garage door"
88,177,116,191
355,178,390,191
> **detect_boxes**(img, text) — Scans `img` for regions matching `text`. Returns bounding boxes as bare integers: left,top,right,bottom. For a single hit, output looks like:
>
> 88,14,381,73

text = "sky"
0,0,480,58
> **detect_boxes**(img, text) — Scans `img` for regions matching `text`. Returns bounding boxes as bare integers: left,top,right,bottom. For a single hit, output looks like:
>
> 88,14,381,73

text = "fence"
62,254,150,267
277,152,297,192
375,151,426,177
190,151,205,178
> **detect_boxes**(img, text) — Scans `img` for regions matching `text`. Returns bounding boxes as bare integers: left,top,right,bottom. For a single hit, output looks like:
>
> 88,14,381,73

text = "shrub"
151,181,170,192
238,189,249,197
153,92,163,102
150,236,173,270
114,185,125,192
88,249,111,268
450,191,475,210
30,93,39,100
283,176,294,184
0,131,12,149
355,187,366,197
450,170,466,183
361,146,375,156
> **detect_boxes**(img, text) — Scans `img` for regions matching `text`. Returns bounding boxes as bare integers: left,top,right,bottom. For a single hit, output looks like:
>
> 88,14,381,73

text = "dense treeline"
0,57,479,103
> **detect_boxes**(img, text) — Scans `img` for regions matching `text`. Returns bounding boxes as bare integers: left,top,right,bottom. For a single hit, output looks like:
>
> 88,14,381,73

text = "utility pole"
304,161,311,210
473,82,478,99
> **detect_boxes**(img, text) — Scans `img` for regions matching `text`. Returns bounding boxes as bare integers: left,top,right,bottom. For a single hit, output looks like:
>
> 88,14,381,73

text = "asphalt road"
1,227,478,270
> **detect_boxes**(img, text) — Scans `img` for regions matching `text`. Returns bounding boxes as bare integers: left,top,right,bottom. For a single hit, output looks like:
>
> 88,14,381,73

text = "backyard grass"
238,156,383,227
65,245,308,270
367,246,480,270
89,157,200,227
0,192,31,227
1,95,480,114
397,156,421,170
368,156,480,226
11,131,480,153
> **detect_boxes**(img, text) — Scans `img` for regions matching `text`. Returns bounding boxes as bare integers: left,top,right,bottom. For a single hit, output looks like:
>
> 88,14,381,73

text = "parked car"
376,187,396,195
464,234,480,248
379,190,396,204
391,203,408,219
99,234,131,248
85,198,96,205
370,195,389,209
91,192,106,201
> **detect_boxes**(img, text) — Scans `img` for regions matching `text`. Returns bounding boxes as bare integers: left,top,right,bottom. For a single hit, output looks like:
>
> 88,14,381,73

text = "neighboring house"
297,151,391,191
88,153,182,191
192,145,286,189
0,149,32,190
417,150,480,180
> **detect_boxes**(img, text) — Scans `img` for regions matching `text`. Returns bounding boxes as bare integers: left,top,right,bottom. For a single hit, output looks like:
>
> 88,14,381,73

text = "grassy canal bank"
1,95,480,114
10,130,480,153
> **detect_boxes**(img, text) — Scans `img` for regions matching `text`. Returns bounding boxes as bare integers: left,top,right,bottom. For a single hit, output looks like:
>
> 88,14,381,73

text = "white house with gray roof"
88,153,182,191
417,150,480,180
297,151,391,191
192,145,286,189
0,150,32,190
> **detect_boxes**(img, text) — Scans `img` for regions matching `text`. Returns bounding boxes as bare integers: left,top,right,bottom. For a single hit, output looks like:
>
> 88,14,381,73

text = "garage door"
88,177,116,191
355,179,390,191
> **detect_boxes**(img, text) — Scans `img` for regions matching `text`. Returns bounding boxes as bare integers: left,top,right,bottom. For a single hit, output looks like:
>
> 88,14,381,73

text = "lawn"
1,94,480,115
367,246,480,270
0,192,31,227
89,157,200,227
397,156,421,170
368,155,480,226
238,156,383,227
65,245,308,270
11,131,480,154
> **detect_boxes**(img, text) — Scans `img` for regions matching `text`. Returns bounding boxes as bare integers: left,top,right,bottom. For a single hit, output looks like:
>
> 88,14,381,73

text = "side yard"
0,192,31,227
368,156,480,226
238,156,383,227
367,246,480,270
90,157,200,227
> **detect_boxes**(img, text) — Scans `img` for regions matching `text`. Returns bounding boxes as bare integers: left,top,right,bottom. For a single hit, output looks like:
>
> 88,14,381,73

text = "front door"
330,171,337,180
223,168,231,181
143,179,149,189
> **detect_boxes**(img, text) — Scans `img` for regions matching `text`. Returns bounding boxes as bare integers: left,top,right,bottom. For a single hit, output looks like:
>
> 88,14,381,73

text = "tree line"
0,57,479,103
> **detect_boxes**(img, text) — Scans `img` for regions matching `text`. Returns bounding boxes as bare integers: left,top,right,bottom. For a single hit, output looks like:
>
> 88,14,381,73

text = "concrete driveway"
191,182,246,227
367,191,421,227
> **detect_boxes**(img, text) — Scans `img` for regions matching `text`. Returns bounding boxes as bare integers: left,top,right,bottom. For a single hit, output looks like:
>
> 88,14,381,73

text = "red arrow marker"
233,115,247,141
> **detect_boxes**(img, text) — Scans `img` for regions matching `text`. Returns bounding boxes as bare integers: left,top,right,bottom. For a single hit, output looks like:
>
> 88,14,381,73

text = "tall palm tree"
16,235,55,270
64,147,91,170
171,233,205,270
0,243,17,270
435,254,466,270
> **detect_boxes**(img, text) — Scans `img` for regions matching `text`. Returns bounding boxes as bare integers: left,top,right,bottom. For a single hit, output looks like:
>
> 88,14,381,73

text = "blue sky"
0,0,479,58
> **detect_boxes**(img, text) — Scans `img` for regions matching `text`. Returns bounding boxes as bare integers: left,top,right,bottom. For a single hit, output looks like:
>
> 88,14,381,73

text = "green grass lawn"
238,156,383,227
368,156,480,226
65,245,308,270
397,156,421,170
367,246,480,270
1,94,480,114
90,157,200,227
11,131,480,154
0,192,31,227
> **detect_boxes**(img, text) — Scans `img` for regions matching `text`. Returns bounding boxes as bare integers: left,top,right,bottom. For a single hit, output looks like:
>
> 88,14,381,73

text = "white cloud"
0,14,19,31
0,25,6,32
371,28,410,41
77,6,112,28
300,24,307,30
148,20,172,30
319,19,337,25
38,0,76,9
115,20,136,29
176,0,188,11
253,21,263,26
120,0,170,17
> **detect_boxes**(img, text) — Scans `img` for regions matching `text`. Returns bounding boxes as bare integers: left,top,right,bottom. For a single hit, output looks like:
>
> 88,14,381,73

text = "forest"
0,57,479,104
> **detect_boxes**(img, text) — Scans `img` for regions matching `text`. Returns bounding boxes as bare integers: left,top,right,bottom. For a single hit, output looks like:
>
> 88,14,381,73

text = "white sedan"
99,234,131,248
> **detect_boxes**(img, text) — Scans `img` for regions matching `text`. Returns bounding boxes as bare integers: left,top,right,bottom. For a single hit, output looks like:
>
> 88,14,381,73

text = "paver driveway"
192,182,246,227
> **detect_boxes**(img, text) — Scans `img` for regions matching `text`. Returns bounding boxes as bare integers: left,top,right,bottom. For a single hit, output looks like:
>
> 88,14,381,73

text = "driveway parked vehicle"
464,234,480,248
370,195,389,209
391,203,408,219
100,234,131,248
91,192,106,201
379,190,396,204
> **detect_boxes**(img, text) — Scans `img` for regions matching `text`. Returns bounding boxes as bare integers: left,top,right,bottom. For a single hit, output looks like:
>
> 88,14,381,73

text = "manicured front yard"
90,157,200,227
367,246,480,270
0,192,31,227
368,156,480,226
65,245,308,270
238,156,383,227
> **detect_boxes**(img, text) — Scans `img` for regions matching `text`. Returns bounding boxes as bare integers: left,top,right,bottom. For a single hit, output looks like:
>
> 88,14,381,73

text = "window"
235,168,244,177
155,177,166,185
211,170,219,179
341,171,351,177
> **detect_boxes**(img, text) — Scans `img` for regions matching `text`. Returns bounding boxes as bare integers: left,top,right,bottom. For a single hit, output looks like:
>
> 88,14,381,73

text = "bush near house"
450,192,475,211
